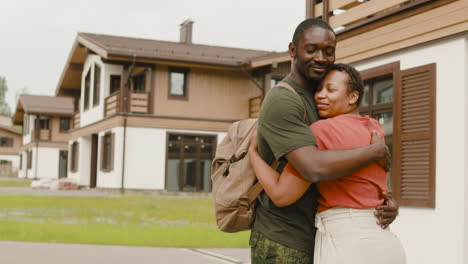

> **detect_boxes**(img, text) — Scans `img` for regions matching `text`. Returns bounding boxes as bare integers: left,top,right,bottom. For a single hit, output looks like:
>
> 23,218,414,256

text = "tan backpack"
211,82,298,233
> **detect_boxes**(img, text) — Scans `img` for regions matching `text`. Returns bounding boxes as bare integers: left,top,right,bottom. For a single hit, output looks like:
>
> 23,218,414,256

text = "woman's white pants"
314,207,406,264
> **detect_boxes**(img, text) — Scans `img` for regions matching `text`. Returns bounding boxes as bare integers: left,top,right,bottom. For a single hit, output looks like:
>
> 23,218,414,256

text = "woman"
249,63,406,264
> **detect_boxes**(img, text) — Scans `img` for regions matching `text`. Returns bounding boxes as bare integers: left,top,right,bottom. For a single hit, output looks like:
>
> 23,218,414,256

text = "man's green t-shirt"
252,76,320,253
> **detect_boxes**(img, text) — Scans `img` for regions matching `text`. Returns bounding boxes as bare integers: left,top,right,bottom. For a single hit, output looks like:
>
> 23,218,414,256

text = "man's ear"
348,91,359,105
288,42,296,58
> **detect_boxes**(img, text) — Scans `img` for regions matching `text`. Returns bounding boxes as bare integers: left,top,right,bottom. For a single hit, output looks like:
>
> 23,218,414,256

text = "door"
58,150,68,179
90,134,98,188
166,134,216,192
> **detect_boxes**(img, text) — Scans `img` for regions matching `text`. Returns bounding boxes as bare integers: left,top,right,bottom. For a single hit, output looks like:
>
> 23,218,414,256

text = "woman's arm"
249,131,311,207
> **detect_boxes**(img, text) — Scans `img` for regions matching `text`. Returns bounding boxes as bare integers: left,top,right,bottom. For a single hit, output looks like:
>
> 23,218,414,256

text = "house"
54,20,274,191
13,95,74,179
248,1,468,263
0,123,21,177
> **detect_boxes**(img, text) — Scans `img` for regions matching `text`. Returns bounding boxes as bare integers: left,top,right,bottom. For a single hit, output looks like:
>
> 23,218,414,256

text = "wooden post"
306,0,317,19
322,0,329,22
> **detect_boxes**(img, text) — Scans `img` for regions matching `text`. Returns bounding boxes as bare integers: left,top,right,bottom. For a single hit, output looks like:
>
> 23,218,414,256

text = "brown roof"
0,124,21,135
78,33,276,67
18,95,74,115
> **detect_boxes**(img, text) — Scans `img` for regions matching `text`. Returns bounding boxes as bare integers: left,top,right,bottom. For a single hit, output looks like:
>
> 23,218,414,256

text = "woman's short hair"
329,63,364,106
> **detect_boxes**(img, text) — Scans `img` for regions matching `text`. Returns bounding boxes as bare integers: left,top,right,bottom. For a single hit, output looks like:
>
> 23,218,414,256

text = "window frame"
93,64,101,107
83,68,91,111
70,141,79,172
168,67,189,100
100,132,114,172
59,117,71,133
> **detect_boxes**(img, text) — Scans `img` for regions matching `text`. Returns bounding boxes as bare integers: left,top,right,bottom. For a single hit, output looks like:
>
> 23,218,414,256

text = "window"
0,137,13,147
84,70,91,110
110,75,121,94
70,141,79,172
93,64,101,106
60,117,71,132
39,119,49,130
132,74,146,93
100,133,114,171
166,134,216,192
169,68,188,99
27,150,32,169
360,62,436,208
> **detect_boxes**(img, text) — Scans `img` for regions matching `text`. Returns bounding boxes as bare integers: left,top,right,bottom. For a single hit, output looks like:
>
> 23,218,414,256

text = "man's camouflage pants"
250,230,313,264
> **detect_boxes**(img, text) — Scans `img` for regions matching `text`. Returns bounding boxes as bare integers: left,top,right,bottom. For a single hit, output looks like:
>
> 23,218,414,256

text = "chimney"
179,19,194,44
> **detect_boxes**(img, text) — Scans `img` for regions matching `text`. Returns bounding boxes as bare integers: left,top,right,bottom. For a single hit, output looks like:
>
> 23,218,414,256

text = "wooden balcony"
129,92,149,114
33,129,50,141
104,91,120,116
104,91,149,117
308,0,441,32
249,96,261,118
73,112,80,128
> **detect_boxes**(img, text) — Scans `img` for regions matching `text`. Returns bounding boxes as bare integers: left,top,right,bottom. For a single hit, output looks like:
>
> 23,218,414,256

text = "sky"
0,0,306,112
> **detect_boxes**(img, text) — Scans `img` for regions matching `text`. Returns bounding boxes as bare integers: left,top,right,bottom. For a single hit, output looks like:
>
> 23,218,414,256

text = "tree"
0,77,11,116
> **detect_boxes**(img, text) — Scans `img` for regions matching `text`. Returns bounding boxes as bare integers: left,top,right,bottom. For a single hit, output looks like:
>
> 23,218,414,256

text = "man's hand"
374,192,399,229
370,130,391,172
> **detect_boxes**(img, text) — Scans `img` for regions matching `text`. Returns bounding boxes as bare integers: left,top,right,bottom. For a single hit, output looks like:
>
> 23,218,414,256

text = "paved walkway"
0,241,251,264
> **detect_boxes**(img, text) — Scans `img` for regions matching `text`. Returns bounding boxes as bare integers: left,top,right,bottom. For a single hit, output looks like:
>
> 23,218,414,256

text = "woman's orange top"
284,114,388,212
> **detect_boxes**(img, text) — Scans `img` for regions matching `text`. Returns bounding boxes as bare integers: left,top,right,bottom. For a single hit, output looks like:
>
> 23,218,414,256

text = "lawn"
0,177,32,187
0,195,250,248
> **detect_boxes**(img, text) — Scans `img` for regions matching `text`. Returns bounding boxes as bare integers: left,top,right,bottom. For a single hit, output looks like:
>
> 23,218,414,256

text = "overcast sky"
0,0,306,111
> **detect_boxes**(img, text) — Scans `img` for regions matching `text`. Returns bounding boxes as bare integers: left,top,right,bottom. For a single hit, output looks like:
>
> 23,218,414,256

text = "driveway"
0,241,251,264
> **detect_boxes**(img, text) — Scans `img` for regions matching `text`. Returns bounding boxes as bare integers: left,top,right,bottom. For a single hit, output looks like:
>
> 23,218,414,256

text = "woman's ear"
348,91,359,105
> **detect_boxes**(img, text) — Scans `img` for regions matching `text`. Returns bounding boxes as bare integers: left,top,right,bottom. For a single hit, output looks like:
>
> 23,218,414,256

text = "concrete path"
0,241,251,264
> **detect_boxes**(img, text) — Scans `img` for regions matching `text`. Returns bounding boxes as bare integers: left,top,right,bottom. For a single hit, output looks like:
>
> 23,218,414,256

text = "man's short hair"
329,63,364,106
292,18,335,46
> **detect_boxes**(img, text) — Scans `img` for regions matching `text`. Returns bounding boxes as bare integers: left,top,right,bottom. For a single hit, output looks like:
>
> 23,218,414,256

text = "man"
250,18,398,263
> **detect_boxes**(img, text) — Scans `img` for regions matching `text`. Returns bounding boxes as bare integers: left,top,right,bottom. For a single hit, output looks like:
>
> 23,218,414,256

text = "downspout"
34,115,39,179
120,54,136,192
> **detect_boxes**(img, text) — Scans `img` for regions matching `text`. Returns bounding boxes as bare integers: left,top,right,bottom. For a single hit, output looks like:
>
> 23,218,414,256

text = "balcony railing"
73,112,80,128
104,91,120,116
33,129,50,141
249,96,261,118
129,92,149,114
308,0,430,32
104,91,149,117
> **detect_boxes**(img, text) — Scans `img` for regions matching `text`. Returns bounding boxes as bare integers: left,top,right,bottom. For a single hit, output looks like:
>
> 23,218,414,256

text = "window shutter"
393,63,436,208
110,133,115,170
100,135,105,170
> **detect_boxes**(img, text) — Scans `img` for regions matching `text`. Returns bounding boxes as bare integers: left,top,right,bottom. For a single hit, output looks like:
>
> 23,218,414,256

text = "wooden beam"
68,63,83,72
329,0,408,28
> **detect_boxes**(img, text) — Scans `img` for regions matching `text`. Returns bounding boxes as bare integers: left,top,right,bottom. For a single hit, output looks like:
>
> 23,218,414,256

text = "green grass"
0,177,32,187
0,195,250,247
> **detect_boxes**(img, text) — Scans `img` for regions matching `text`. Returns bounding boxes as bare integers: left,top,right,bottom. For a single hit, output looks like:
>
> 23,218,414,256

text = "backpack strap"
277,82,307,122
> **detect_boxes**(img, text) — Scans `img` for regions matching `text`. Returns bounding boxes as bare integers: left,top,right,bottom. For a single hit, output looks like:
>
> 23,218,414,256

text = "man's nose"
313,50,326,63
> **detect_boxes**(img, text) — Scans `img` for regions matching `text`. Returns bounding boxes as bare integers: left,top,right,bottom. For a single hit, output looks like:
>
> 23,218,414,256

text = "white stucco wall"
96,127,125,189
464,35,468,264
18,151,27,178
0,154,20,169
80,55,123,127
22,114,35,145
353,35,467,264
91,126,226,190
35,147,60,179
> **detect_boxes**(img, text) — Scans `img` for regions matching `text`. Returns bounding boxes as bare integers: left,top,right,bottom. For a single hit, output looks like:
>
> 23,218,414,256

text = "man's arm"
286,130,390,183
